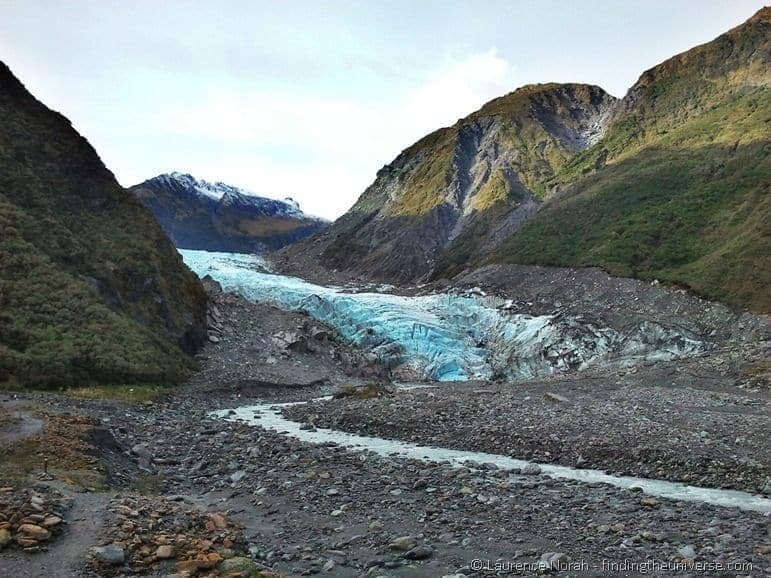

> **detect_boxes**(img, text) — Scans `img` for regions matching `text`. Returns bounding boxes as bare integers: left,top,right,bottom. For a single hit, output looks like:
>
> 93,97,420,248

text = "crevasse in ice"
180,250,708,381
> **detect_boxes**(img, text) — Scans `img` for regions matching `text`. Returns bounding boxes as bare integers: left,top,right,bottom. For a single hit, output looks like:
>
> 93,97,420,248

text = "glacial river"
212,399,771,513
182,249,769,512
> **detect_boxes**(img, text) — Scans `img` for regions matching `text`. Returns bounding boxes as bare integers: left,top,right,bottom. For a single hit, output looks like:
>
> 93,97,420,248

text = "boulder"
91,545,125,565
18,523,50,540
389,536,417,551
155,544,175,559
220,556,265,574
521,463,542,475
403,545,434,560
539,552,569,571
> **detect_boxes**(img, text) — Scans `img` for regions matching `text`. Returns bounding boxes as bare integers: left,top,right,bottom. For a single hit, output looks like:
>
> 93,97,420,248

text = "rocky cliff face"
0,63,207,387
286,8,770,311
130,173,328,254
304,84,615,282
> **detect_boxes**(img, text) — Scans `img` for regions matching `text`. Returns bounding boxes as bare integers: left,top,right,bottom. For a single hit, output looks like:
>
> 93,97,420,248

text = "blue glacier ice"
181,249,709,381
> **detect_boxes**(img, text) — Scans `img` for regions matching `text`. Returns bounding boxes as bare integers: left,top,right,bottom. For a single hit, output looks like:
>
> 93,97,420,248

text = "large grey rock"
403,545,434,560
131,444,153,470
230,470,247,483
91,545,125,565
389,536,417,551
539,552,569,571
521,463,542,475
131,443,152,459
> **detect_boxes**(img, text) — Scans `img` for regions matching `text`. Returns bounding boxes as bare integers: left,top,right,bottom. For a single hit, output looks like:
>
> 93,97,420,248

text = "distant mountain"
130,173,328,253
284,7,770,311
0,63,207,387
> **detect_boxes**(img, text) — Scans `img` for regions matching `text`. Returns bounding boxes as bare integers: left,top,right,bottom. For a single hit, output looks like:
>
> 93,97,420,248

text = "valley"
0,6,769,578
2,249,769,576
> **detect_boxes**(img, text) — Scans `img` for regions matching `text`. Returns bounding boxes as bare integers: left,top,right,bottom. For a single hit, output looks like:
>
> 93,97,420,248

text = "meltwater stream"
214,400,771,514
186,248,767,512
181,250,709,381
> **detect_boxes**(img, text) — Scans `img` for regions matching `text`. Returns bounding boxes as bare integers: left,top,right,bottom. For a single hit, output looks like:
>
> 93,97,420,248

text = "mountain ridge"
495,5,770,311
131,172,328,254
282,7,770,311
300,82,616,281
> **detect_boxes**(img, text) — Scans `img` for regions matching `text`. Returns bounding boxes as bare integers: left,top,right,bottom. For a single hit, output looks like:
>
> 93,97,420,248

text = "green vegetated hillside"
293,7,769,311
0,62,207,388
494,7,770,311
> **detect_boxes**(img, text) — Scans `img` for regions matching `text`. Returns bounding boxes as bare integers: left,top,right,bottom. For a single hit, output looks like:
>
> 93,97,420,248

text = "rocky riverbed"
1,280,769,576
284,356,771,494
3,383,770,577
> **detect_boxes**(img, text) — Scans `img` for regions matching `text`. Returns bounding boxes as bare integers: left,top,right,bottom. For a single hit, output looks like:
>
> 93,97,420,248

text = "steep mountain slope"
130,173,328,254
286,8,769,311
0,63,207,387
495,7,770,311
295,84,615,281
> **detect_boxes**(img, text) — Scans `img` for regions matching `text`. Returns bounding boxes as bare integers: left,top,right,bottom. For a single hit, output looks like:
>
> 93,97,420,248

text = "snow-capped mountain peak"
283,196,300,211
130,172,329,254
154,172,317,219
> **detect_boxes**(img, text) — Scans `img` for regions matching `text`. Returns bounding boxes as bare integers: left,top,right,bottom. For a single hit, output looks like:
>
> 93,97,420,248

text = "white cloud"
164,49,517,220
399,49,517,135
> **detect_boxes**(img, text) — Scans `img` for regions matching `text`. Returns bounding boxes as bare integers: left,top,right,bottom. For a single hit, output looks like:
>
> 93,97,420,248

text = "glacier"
181,249,710,381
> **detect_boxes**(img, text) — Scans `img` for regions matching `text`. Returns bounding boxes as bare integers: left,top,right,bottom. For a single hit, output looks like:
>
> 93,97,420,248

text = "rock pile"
188,283,387,389
0,485,68,552
207,304,225,344
271,320,333,354
89,495,273,576
202,276,226,344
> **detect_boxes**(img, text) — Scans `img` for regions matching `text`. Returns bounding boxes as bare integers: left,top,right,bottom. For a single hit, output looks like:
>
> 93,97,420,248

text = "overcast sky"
0,1,764,219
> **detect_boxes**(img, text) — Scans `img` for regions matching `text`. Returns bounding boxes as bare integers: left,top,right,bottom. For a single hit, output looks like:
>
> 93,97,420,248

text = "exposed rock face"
287,84,615,282
283,8,769,311
130,172,328,254
0,62,207,387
